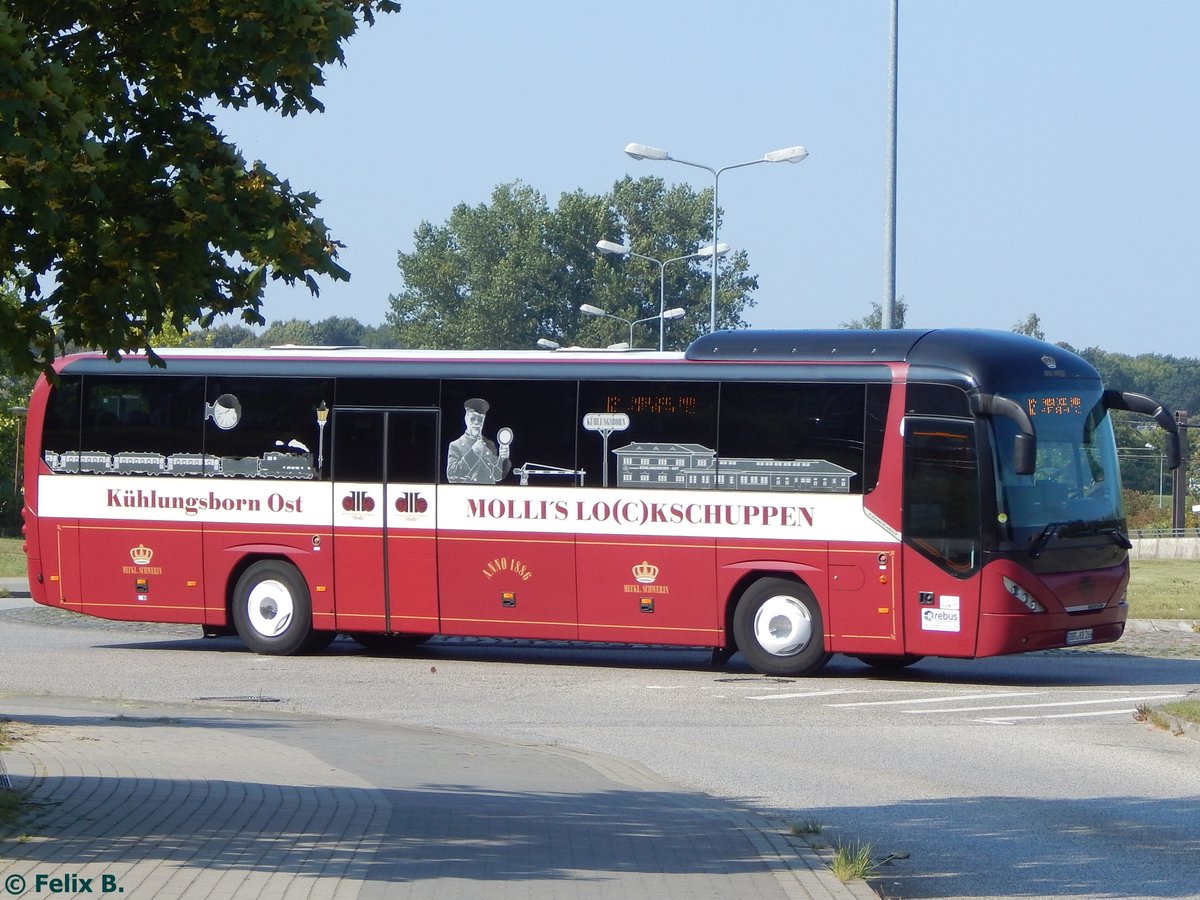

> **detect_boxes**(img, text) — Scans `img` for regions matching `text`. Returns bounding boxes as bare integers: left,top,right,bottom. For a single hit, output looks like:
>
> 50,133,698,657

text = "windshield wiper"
1028,519,1131,558
1029,520,1083,558
1071,523,1133,550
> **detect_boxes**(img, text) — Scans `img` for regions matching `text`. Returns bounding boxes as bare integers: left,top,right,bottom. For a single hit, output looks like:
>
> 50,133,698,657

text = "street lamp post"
1145,442,1165,507
595,240,729,350
579,304,685,349
623,142,808,333
9,406,26,493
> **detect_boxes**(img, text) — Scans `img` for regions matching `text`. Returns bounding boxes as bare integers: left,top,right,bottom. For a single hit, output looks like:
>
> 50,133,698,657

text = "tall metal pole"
710,173,721,333
9,406,26,493
1158,450,1165,508
882,0,899,330
658,261,666,351
1172,410,1189,532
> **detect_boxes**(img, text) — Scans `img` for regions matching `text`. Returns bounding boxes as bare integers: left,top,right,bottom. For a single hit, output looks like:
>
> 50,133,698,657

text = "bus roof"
51,329,1099,388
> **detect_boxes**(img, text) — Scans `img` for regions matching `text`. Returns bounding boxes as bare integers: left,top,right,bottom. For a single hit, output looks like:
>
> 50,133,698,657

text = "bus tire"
232,561,315,656
733,578,831,677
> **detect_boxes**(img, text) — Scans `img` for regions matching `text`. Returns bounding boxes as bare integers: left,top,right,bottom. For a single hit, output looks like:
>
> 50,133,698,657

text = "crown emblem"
632,561,658,584
130,544,154,566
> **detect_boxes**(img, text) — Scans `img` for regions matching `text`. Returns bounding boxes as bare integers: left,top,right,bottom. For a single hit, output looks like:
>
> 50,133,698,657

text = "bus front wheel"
232,561,318,655
733,578,831,677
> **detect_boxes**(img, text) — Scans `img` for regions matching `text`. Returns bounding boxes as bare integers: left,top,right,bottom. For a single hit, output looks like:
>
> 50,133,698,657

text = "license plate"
1066,628,1094,645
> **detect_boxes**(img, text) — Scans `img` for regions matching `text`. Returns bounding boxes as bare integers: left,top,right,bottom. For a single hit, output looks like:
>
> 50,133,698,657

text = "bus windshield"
991,388,1124,540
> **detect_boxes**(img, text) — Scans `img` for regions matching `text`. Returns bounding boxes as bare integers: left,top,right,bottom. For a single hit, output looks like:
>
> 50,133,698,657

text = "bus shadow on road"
92,630,1200,689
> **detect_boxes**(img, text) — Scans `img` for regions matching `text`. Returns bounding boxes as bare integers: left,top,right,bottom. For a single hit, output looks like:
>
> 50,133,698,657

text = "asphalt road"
2,598,1197,900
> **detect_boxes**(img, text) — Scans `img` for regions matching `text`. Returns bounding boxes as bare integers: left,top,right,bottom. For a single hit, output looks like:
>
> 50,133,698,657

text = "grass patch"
0,719,32,834
1127,560,1200,620
789,818,824,836
0,536,24,578
830,841,877,883
1161,700,1200,725
0,787,28,832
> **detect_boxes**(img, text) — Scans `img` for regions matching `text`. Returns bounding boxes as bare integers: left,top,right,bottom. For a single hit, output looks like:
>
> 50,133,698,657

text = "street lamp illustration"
624,142,808,333
316,401,329,473
595,240,729,350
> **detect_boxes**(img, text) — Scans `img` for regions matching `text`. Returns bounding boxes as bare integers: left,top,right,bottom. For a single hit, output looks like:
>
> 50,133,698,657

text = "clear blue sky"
214,1,1199,357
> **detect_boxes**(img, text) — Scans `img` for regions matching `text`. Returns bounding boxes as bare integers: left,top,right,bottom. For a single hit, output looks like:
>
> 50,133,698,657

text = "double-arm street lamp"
579,303,685,350
623,142,808,333
595,240,730,350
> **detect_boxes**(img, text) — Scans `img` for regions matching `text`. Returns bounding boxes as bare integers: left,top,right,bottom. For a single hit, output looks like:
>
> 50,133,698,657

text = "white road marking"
904,693,1185,715
827,691,1042,708
747,689,868,701
976,708,1155,724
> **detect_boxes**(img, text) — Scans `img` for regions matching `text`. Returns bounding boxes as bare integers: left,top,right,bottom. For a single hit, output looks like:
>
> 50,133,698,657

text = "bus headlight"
1002,576,1045,613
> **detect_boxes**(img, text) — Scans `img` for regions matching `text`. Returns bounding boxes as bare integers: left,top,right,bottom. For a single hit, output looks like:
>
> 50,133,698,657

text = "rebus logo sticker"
921,595,961,632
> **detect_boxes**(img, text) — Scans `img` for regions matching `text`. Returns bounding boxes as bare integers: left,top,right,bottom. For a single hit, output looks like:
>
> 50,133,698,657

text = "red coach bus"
19,329,1180,676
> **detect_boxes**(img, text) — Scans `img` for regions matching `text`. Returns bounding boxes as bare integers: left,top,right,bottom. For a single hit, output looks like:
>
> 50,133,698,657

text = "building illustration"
612,442,853,493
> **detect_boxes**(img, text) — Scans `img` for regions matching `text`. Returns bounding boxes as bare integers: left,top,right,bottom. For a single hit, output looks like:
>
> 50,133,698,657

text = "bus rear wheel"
733,578,831,677
232,561,317,655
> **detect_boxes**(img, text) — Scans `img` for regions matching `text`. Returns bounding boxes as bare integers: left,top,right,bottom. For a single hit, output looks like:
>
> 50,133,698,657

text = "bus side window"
78,375,205,462
718,382,872,494
205,377,333,480
577,381,718,490
903,418,982,576
42,375,82,470
441,380,579,486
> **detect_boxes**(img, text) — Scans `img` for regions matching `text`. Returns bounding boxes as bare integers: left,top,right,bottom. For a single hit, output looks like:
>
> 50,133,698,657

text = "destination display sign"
1026,395,1084,416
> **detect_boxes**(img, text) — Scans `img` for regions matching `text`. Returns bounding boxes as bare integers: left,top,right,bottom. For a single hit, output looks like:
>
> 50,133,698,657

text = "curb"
1124,618,1200,633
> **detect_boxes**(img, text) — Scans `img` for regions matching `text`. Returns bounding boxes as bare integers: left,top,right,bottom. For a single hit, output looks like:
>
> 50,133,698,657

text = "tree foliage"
1011,313,1045,340
0,0,400,373
841,297,907,330
387,177,757,350
1081,347,1199,523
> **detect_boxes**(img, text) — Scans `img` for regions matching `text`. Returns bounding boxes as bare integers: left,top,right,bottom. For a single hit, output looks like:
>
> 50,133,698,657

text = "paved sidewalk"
0,577,30,598
1,696,870,900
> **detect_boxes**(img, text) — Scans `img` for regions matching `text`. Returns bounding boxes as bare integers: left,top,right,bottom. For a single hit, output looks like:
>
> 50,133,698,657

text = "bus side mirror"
1166,432,1181,470
1013,433,1035,476
1103,389,1180,468
973,394,1037,476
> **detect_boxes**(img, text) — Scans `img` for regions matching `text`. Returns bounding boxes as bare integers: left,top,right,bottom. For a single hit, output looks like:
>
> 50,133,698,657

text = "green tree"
0,278,33,531
388,177,757,350
258,315,368,346
841,297,908,330
1012,313,1045,340
184,322,258,348
0,1,400,374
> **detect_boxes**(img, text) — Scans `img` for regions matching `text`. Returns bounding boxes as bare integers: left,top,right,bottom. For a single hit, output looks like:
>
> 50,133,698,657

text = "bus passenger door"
332,409,440,636
900,417,983,656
